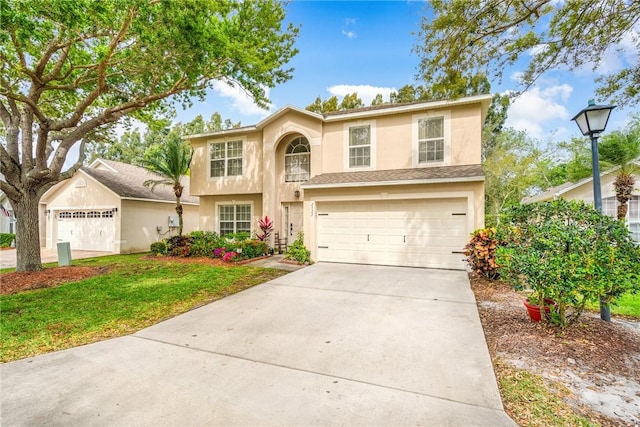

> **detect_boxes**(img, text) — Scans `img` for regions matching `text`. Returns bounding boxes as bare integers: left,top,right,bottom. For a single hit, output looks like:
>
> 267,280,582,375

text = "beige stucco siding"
449,104,482,166
302,181,484,262
319,104,482,175
198,194,263,236
119,199,199,253
189,131,264,196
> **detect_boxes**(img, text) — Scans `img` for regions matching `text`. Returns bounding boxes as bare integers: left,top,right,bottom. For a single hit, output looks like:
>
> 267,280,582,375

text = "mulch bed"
0,266,105,295
470,274,640,426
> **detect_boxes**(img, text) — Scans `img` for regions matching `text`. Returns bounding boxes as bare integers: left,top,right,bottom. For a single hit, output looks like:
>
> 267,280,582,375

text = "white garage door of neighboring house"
317,198,468,270
56,210,115,252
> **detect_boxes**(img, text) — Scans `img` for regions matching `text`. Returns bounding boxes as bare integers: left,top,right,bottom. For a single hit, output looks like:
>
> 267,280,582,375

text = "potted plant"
522,290,556,322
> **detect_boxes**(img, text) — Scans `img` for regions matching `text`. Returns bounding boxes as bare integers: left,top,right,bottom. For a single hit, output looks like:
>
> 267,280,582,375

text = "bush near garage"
463,227,500,280
284,232,312,264
495,199,640,328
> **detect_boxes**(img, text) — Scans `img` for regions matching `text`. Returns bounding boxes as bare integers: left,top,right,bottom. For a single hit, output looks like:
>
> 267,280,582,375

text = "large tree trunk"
13,192,43,272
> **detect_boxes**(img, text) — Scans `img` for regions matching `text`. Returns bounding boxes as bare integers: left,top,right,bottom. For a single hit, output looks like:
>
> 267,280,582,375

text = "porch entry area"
278,202,303,250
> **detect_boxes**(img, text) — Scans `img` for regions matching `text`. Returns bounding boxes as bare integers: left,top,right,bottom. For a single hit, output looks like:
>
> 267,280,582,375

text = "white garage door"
317,198,468,269
57,210,115,252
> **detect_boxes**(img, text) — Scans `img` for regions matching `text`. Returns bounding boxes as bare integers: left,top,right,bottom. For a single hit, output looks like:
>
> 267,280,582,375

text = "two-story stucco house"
187,94,491,270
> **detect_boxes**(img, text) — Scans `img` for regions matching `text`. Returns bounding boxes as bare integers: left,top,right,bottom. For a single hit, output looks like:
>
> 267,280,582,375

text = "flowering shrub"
222,251,238,262
213,247,226,258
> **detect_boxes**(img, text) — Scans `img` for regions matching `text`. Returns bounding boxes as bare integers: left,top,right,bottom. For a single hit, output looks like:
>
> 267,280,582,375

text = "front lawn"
0,254,287,362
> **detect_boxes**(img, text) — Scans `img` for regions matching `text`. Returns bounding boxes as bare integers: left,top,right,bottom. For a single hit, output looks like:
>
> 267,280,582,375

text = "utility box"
57,242,72,266
168,216,179,228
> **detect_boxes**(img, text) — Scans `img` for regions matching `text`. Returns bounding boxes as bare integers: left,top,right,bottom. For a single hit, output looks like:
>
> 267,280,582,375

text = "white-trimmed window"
210,140,243,178
219,204,251,236
413,112,450,167
603,195,640,243
418,117,444,163
349,125,371,168
285,137,311,182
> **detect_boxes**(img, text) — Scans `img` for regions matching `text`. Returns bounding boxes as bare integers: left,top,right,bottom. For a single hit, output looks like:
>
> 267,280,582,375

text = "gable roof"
80,159,198,204
302,164,484,189
523,160,640,204
184,94,493,140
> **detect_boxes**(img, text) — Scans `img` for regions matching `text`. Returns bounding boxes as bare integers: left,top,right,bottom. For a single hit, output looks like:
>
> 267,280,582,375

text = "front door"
282,202,303,243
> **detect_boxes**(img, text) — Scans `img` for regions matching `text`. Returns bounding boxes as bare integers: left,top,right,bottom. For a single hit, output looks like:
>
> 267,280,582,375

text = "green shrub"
496,199,640,328
284,232,311,264
150,241,167,255
463,228,500,280
0,233,15,248
188,231,221,257
223,231,250,241
239,240,268,259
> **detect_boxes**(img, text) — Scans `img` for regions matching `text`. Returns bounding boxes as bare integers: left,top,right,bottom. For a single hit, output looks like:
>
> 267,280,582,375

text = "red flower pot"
523,299,555,322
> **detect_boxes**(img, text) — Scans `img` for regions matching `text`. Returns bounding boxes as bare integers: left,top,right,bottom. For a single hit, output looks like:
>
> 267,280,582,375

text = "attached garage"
316,198,468,269
303,165,485,270
56,210,116,252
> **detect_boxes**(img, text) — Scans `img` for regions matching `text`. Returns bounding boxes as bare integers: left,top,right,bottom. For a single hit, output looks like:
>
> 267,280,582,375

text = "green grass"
495,359,597,427
1,254,287,362
586,292,640,318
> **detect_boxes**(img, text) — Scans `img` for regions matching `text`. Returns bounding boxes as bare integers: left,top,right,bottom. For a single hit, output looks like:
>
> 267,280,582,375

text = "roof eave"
322,94,494,122
302,175,485,190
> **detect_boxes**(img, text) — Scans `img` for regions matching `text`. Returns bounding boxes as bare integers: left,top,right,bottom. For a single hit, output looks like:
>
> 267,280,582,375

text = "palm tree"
142,133,193,236
598,119,640,220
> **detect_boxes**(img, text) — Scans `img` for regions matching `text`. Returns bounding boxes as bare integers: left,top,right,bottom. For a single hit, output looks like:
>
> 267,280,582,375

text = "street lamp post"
571,99,616,321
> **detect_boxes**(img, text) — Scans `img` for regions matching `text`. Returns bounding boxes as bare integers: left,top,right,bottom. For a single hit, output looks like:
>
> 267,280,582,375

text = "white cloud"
342,30,356,39
504,83,573,138
327,84,396,105
342,17,357,39
211,80,272,117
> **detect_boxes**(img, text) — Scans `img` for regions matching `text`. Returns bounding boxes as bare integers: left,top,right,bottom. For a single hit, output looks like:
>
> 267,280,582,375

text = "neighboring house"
39,159,199,253
0,192,16,235
523,163,640,243
187,95,491,270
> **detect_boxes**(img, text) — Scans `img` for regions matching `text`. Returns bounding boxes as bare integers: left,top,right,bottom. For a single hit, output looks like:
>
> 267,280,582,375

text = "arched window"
285,137,310,182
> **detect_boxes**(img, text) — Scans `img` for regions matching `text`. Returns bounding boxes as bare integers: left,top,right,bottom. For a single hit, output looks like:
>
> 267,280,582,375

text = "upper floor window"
210,140,243,178
349,125,371,168
285,137,311,182
418,117,444,163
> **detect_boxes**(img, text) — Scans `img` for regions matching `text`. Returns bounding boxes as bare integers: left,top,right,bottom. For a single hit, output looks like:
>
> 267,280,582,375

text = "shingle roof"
302,164,484,188
82,159,198,204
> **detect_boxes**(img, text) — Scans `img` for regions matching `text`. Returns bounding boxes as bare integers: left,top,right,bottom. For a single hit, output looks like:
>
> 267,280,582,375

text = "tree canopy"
415,0,640,106
0,0,298,271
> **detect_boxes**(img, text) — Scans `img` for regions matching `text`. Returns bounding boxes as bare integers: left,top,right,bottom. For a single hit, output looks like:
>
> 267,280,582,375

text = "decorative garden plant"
495,199,640,328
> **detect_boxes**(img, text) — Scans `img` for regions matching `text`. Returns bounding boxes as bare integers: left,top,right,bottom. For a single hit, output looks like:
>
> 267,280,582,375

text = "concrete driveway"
1,263,515,426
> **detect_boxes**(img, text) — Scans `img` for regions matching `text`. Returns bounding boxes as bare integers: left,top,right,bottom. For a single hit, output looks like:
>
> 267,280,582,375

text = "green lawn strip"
585,292,640,318
1,256,286,362
495,359,597,427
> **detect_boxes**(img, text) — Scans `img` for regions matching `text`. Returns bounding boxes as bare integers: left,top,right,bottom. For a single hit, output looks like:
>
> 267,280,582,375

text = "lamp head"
571,99,616,137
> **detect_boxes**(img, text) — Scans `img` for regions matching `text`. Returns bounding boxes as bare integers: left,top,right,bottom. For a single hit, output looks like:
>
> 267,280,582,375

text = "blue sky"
174,1,639,144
